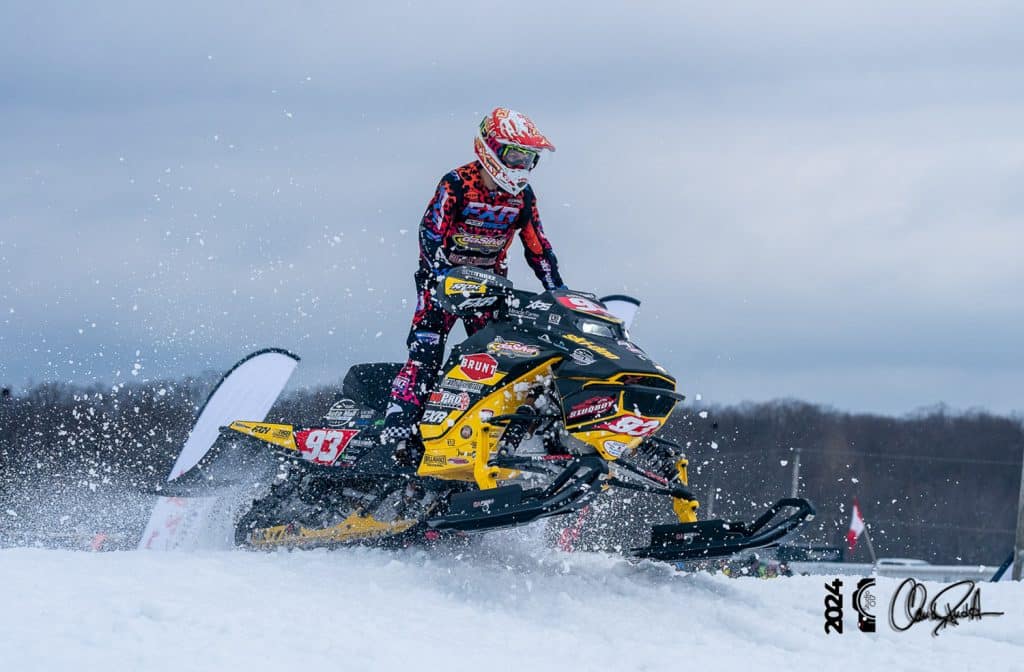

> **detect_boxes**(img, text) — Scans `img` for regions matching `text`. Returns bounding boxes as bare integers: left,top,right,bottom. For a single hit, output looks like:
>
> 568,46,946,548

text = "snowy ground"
2,533,1021,672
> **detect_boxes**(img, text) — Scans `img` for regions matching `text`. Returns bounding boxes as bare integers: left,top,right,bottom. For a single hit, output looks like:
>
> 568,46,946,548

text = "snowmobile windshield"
577,318,623,340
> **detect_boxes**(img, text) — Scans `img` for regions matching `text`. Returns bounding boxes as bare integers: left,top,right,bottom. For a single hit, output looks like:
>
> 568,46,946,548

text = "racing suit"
386,161,564,428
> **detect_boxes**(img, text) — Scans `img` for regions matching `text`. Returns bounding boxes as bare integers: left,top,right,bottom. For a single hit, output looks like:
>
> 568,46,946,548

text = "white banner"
139,349,299,550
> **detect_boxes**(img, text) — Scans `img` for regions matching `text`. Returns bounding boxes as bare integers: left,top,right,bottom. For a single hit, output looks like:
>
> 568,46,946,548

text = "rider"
382,107,565,441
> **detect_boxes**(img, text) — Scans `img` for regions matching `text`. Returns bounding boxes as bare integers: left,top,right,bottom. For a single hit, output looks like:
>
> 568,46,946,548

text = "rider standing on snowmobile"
383,107,564,439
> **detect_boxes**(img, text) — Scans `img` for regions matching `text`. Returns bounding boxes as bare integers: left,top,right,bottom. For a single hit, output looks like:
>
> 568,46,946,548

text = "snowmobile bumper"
631,497,815,562
427,455,608,532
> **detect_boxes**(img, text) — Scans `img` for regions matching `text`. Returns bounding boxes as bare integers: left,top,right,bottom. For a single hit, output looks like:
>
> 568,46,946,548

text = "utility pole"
1014,444,1024,581
706,481,716,517
790,447,802,498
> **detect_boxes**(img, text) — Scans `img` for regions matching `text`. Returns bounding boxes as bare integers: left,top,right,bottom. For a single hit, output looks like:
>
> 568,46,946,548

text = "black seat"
341,362,404,412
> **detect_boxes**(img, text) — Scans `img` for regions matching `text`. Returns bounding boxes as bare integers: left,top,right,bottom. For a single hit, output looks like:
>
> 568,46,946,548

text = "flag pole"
863,524,878,566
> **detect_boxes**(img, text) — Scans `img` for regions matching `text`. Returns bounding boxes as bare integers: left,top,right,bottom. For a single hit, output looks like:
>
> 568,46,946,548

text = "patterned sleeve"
418,173,461,278
518,189,564,290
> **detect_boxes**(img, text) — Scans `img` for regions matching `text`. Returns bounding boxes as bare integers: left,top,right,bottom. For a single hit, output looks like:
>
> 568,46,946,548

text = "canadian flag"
846,498,866,551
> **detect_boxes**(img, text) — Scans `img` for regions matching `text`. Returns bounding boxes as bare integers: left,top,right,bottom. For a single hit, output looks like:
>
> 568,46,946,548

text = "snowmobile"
163,267,814,561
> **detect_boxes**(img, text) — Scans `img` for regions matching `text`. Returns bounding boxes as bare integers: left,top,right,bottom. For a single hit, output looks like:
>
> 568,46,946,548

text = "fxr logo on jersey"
462,202,520,228
597,414,661,437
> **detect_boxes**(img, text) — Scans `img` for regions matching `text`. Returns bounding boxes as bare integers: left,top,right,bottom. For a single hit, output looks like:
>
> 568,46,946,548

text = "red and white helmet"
474,107,555,195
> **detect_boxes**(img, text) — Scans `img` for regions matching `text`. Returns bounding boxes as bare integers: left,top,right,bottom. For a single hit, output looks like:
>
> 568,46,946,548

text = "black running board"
631,498,816,562
427,456,607,532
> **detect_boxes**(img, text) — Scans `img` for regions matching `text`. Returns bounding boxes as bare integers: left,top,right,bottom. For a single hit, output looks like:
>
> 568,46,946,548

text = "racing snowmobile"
166,267,814,561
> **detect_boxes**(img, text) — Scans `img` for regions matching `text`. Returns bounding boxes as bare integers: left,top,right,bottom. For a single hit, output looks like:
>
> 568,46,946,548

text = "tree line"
1,380,1021,563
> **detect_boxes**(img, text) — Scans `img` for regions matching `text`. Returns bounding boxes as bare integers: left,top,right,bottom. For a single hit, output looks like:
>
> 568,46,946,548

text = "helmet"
473,107,555,195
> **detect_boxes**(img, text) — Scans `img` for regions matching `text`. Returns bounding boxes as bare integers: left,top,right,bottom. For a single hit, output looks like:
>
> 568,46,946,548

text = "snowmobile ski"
630,497,816,562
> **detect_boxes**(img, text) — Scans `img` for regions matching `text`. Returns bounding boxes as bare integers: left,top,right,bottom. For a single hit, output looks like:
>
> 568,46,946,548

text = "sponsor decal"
563,333,620,360
428,390,471,410
548,313,562,325
597,414,661,437
414,330,442,344
556,294,619,320
571,348,596,366
424,454,446,467
453,233,507,253
272,428,292,440
421,410,450,425
602,440,630,458
449,457,471,465
441,377,483,394
448,253,497,266
464,220,509,231
486,337,540,358
294,429,360,465
444,279,486,295
567,396,616,421
324,399,360,424
507,308,539,321
462,201,521,226
459,353,498,381
468,268,502,282
526,299,552,311
456,295,499,310
392,374,412,394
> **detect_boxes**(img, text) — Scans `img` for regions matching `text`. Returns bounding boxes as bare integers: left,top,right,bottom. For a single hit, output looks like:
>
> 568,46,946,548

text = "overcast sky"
2,1,1022,415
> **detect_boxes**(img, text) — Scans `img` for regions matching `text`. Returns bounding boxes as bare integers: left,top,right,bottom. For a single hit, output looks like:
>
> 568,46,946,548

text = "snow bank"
2,536,1021,671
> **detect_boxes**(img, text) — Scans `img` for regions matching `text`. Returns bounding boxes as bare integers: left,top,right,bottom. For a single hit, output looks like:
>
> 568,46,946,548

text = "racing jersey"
416,162,563,290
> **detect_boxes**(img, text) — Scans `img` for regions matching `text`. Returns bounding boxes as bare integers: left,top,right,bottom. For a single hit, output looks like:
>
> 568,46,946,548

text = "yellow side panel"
228,421,297,451
418,361,555,489
248,514,417,548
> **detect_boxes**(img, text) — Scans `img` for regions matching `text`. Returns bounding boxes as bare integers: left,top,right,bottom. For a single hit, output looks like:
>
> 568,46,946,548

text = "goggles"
484,133,540,170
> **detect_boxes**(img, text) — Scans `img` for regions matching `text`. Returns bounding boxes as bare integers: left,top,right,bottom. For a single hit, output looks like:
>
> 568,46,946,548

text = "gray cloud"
2,1,1022,414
